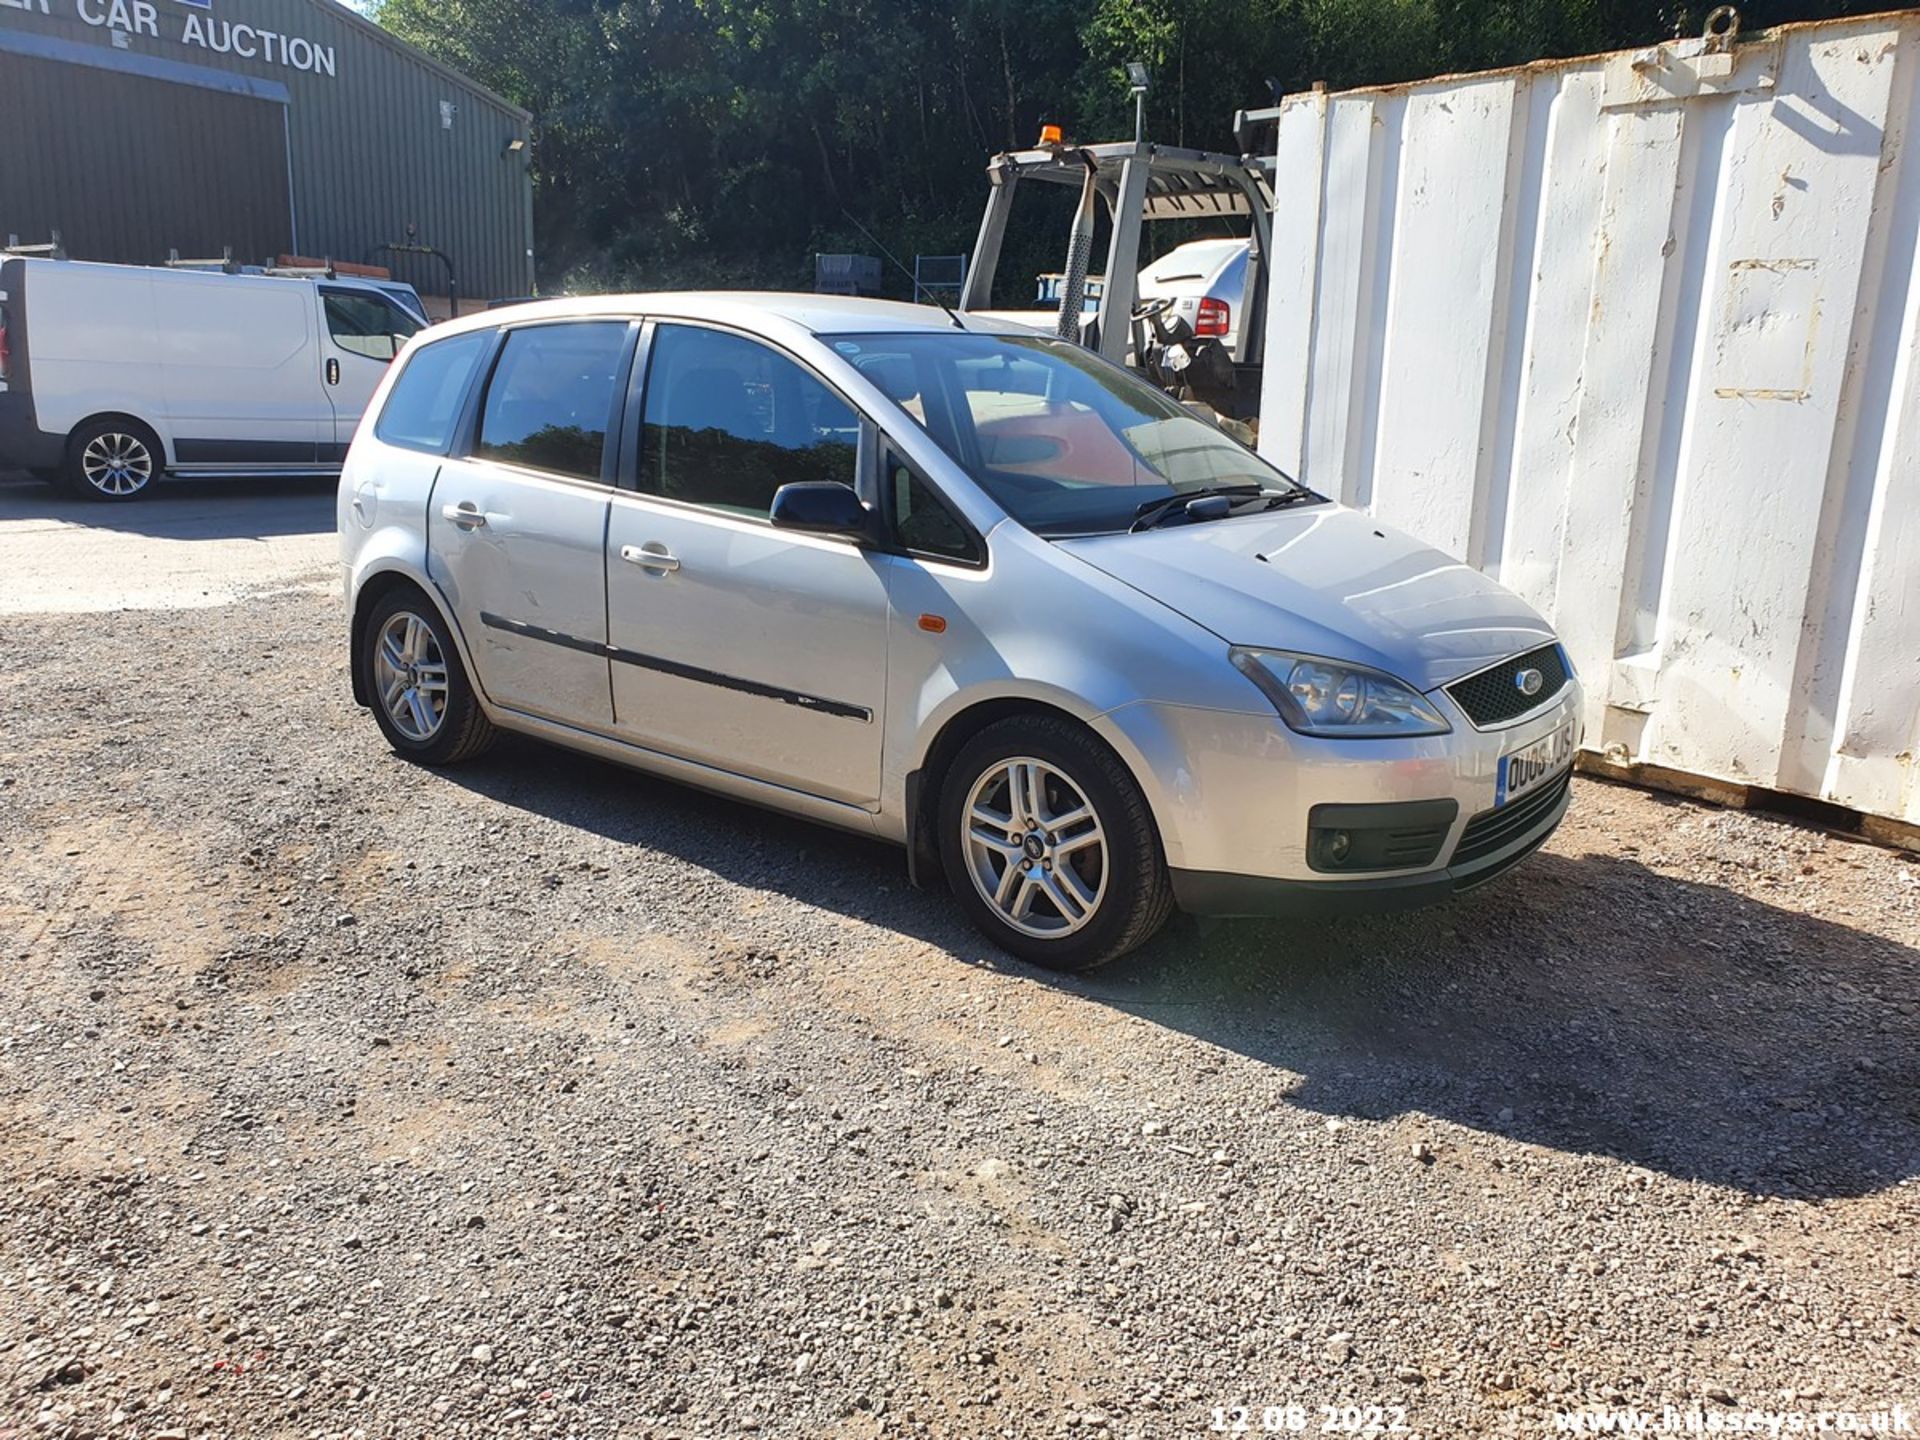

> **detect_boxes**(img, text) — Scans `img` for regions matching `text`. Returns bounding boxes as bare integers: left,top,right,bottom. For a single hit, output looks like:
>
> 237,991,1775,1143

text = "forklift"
957,105,1280,425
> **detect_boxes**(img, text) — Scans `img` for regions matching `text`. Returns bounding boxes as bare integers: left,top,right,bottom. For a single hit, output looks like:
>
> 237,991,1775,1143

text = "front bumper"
1170,768,1571,916
1092,676,1584,917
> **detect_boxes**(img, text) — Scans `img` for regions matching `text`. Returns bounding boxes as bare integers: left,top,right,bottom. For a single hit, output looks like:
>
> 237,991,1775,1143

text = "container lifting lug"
1702,5,1741,52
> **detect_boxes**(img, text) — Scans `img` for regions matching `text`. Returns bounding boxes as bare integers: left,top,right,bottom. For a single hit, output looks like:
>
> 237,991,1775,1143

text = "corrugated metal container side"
0,0,531,302
1260,11,1920,829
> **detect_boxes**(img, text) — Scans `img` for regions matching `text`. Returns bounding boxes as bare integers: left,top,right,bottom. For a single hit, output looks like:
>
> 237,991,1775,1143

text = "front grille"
1452,768,1571,870
1447,643,1570,727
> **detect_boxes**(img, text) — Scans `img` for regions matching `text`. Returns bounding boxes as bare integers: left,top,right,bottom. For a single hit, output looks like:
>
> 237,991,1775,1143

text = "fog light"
1327,830,1352,864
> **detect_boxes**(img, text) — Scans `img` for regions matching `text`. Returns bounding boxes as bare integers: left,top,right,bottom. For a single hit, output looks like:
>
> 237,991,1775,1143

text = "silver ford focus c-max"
338,294,1582,970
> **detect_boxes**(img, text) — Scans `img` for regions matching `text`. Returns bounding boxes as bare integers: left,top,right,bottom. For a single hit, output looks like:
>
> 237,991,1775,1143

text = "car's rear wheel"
359,589,496,765
65,418,160,501
938,715,1173,970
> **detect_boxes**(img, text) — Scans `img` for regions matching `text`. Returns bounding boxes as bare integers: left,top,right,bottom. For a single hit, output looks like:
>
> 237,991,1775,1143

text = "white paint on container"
1260,12,1920,828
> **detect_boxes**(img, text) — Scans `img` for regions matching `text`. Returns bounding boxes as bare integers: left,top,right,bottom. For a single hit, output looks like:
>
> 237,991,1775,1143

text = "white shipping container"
1259,11,1920,830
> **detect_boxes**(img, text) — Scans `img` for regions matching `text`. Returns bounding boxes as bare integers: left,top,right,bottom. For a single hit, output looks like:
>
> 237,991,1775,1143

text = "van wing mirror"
769,481,870,539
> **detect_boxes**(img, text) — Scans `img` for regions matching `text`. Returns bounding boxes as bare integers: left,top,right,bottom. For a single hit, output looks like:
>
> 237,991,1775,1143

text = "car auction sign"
1,0,340,78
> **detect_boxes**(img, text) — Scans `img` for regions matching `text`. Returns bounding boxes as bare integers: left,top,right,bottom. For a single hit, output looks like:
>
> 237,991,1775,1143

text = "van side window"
323,288,420,362
639,324,858,517
887,452,982,564
373,331,492,453
474,322,629,483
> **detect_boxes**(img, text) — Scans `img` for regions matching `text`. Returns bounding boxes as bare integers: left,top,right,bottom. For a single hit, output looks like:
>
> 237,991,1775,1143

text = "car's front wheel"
358,589,496,765
938,715,1174,970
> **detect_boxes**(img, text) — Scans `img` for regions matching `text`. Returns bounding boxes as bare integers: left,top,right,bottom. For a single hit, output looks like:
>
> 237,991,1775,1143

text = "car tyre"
939,714,1173,971
64,417,162,501
359,589,496,765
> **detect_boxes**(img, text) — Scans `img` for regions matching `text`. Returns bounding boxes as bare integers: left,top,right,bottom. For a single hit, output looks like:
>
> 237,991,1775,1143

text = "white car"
337,294,1582,969
1135,238,1251,354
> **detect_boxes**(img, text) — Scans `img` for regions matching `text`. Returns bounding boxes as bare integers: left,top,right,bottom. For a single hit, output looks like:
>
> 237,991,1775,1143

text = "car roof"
425,291,1036,340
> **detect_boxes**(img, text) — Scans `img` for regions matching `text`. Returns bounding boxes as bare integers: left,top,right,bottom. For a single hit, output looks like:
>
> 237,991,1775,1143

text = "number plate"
1496,720,1574,807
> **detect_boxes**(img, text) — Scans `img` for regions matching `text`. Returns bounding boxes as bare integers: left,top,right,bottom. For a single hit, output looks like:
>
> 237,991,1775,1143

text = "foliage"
373,0,1892,300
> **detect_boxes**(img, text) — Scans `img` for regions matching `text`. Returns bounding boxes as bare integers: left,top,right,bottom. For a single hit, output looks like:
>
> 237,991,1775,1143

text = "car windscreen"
824,331,1302,536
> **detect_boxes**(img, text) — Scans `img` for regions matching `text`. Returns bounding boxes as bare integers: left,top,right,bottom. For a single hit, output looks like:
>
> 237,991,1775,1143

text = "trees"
372,0,1890,296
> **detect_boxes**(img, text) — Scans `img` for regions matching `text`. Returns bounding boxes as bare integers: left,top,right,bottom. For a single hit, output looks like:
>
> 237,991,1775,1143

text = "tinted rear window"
374,331,492,452
475,322,629,482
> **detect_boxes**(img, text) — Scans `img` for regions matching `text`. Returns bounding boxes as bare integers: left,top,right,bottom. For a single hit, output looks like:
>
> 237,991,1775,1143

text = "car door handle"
620,544,680,572
441,502,488,530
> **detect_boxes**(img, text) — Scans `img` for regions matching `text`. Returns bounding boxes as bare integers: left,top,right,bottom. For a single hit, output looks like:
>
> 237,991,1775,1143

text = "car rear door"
603,321,890,806
319,285,424,460
425,318,637,730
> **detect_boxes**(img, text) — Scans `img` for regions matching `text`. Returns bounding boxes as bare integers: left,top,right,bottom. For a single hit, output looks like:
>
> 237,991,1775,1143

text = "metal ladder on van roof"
3,231,67,260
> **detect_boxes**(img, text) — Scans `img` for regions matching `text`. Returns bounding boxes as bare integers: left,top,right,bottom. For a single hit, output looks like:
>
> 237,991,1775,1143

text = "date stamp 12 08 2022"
1208,1402,1412,1434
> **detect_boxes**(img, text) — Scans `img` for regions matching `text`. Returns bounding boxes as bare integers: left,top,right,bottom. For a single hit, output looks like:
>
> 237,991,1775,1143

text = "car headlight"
1230,647,1451,737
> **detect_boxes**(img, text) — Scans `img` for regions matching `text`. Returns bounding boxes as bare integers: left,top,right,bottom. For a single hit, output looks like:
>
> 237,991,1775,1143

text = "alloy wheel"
80,431,154,497
372,611,450,742
961,757,1109,938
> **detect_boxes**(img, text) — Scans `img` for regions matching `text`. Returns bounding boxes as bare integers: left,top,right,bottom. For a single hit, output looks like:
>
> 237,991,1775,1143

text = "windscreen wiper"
1130,484,1314,532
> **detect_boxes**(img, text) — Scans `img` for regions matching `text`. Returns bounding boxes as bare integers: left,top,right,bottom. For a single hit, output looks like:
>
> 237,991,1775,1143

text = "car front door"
604,321,889,806
319,286,423,459
426,318,636,729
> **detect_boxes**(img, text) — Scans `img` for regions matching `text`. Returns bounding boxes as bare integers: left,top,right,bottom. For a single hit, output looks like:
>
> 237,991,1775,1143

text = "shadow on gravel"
443,739,1920,1201
1098,851,1920,1202
0,472,335,540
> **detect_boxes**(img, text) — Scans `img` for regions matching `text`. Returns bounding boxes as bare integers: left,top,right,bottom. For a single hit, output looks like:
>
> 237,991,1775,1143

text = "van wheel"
358,589,496,765
65,419,160,501
938,715,1174,971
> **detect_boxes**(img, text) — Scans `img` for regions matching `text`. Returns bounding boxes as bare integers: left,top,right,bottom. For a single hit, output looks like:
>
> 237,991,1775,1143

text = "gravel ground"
2,565,1917,1439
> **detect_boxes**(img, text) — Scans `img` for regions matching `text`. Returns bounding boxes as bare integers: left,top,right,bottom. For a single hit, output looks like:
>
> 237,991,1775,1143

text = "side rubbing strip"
479,612,606,658
479,612,873,723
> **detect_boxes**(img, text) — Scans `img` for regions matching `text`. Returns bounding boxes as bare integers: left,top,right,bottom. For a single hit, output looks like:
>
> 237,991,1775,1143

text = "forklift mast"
957,139,1276,370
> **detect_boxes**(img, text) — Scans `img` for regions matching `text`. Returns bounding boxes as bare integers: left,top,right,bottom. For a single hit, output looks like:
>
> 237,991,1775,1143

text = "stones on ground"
3,590,1915,1439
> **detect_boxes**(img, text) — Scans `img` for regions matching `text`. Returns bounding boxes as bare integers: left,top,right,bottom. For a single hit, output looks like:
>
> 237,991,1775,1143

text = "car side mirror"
769,481,870,539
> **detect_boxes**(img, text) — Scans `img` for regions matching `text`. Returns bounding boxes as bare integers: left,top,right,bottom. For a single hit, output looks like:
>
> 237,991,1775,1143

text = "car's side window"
374,330,493,453
474,321,629,483
886,450,982,565
638,324,859,518
323,288,420,362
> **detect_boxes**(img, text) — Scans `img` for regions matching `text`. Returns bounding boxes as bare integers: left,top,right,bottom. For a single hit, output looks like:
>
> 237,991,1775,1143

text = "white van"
0,257,422,500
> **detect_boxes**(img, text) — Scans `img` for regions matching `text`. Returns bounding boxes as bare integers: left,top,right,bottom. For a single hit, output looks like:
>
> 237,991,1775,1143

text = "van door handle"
442,502,488,529
326,357,340,386
620,544,679,572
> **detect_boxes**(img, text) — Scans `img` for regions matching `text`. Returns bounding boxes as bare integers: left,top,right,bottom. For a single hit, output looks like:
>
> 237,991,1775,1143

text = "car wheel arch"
903,695,1157,892
68,411,169,467
349,569,486,712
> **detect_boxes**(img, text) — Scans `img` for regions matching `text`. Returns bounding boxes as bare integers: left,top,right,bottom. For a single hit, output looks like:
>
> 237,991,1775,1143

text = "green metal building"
0,0,532,309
